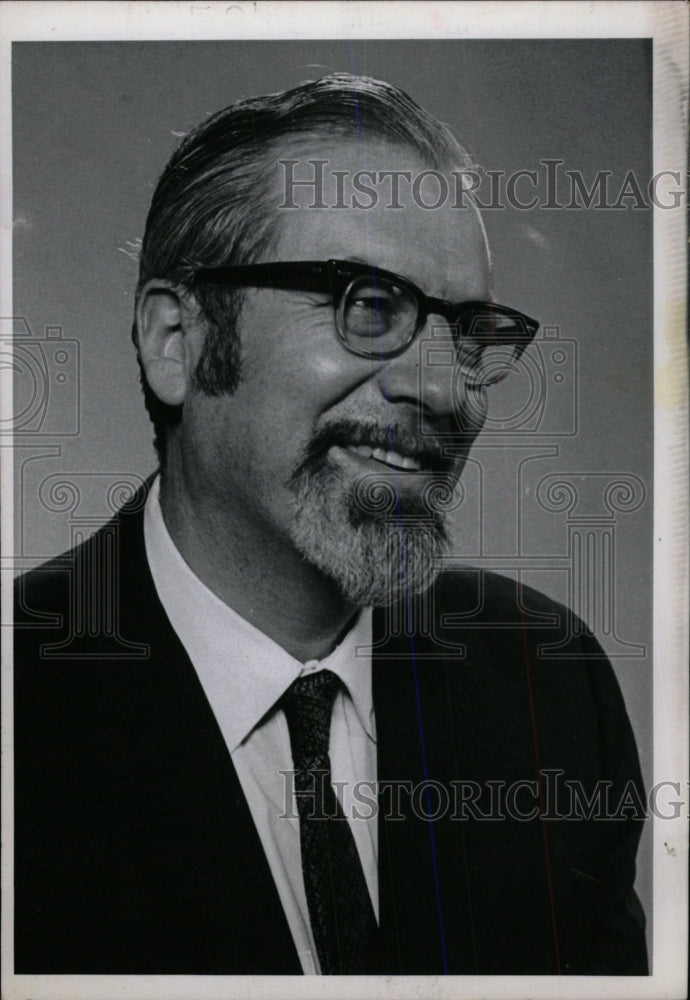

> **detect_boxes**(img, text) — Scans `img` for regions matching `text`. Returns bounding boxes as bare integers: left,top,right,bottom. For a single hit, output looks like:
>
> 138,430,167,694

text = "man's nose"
376,315,485,429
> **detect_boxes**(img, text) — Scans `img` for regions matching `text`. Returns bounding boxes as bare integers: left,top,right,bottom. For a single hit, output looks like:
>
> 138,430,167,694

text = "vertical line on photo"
406,586,449,974
518,579,562,973
443,659,479,971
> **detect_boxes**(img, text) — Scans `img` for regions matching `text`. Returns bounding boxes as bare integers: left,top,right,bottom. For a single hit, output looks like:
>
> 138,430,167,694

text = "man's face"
180,139,491,605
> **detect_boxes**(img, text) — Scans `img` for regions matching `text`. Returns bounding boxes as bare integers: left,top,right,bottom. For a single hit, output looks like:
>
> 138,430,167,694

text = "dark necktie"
282,669,377,974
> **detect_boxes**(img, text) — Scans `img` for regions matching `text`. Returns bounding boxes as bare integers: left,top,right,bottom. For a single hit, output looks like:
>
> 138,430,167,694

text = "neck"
158,467,359,664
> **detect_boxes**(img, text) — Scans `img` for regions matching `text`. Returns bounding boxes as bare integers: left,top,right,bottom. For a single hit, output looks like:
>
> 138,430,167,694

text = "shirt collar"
143,474,374,752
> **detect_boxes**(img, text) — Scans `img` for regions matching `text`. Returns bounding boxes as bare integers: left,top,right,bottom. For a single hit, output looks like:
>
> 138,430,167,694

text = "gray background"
11,39,653,948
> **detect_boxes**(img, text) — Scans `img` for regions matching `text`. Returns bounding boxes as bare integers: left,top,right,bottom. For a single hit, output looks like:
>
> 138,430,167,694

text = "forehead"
266,137,490,300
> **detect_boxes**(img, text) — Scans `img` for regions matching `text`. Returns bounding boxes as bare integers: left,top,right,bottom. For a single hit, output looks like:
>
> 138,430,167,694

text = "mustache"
289,418,456,483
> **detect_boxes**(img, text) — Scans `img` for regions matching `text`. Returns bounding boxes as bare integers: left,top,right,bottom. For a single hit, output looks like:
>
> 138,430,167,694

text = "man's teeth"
346,444,422,471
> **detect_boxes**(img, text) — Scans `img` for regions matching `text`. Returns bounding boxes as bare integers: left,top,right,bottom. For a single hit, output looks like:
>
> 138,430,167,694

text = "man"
14,74,647,975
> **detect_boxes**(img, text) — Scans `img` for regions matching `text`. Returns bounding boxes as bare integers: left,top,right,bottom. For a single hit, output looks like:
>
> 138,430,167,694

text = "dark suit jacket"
14,484,648,975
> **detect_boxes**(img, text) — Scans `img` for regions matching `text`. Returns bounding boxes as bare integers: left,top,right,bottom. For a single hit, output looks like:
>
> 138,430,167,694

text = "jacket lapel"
371,600,478,974
113,490,302,973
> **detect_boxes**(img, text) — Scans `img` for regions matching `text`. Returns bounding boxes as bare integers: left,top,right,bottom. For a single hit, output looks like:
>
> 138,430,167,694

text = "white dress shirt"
143,475,378,974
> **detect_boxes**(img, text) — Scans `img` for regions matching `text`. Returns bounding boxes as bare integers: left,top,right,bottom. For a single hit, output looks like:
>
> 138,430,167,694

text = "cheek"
254,306,367,400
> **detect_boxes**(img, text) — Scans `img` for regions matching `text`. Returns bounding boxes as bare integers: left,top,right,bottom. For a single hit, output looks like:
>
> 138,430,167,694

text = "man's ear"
135,280,204,406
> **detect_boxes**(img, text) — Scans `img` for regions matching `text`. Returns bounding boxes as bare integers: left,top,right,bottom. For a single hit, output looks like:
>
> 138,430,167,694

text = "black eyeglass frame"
192,258,540,362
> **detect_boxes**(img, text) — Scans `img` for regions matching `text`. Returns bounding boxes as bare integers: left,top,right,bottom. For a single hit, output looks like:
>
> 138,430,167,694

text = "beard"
287,420,455,607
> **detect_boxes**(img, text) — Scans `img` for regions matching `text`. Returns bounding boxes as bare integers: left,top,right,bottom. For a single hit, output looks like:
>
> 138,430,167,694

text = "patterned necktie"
282,669,377,974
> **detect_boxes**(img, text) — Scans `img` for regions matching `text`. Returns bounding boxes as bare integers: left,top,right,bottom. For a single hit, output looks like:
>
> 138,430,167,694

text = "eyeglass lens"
337,274,524,386
339,276,418,355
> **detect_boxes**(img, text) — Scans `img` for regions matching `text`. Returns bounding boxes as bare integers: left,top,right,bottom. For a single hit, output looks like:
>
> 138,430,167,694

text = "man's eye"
349,294,394,314
345,294,397,336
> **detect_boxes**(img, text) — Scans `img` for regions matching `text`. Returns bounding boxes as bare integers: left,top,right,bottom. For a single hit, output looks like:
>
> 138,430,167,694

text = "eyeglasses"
193,259,539,387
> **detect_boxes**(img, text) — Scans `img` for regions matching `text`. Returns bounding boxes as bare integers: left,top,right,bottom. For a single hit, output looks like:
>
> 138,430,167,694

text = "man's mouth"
322,421,454,476
343,444,423,472
289,419,458,489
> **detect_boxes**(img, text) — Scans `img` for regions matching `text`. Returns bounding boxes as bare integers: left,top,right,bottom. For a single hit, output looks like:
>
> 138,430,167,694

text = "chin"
289,463,449,607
